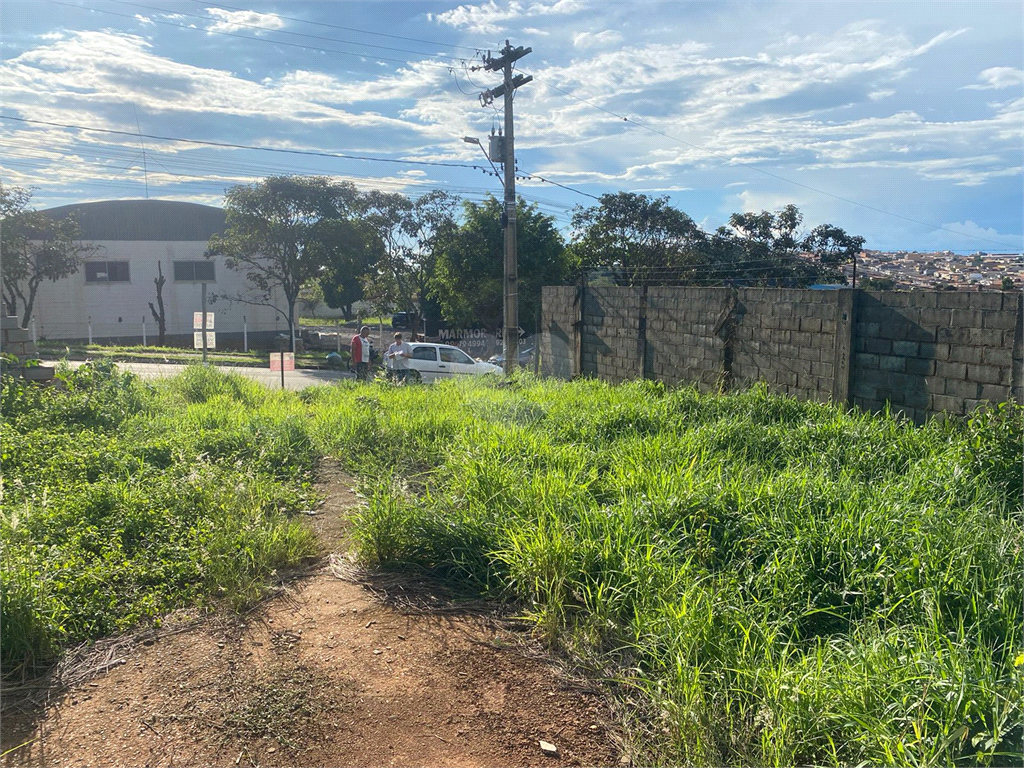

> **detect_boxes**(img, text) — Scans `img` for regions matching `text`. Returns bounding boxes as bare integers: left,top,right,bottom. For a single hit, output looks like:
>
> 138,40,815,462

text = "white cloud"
134,15,154,26
963,66,1024,90
868,89,895,101
572,30,622,50
431,0,588,35
204,8,285,35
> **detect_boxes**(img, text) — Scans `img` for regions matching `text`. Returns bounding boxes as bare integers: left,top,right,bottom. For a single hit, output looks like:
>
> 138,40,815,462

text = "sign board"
269,352,295,372
193,312,214,330
193,331,216,349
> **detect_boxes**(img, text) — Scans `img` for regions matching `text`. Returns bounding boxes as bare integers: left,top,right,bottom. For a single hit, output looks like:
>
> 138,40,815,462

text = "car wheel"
407,369,422,383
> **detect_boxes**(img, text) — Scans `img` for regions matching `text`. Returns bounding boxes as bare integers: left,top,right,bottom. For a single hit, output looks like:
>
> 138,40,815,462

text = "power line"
46,0,469,71
0,114,489,171
107,0,475,63
193,0,483,53
523,72,1020,251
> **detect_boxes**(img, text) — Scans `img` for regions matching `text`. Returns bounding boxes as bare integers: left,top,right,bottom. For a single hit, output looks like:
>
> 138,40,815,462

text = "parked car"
391,311,413,329
488,346,535,367
396,343,501,383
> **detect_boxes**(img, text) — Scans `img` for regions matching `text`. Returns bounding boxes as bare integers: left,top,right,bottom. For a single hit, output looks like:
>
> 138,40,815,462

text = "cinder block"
932,393,962,413
937,293,982,309
950,309,984,328
944,378,982,399
949,346,984,365
919,308,953,327
0,315,21,330
936,360,968,379
982,310,1017,331
3,327,31,343
879,355,906,372
967,364,1008,386
800,317,823,333
892,340,920,357
909,292,939,308
983,347,1013,367
855,352,880,369
905,357,935,376
967,328,1004,347
20,365,54,381
979,384,1011,402
864,337,892,354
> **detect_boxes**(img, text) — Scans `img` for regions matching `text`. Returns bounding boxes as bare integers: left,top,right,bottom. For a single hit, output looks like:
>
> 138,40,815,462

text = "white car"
396,343,501,382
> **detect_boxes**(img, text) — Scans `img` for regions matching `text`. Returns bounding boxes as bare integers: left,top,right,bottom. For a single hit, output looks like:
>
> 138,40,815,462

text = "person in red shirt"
351,325,371,380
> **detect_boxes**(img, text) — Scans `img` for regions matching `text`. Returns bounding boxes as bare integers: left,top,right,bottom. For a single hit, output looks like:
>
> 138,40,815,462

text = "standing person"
351,325,371,381
385,332,413,383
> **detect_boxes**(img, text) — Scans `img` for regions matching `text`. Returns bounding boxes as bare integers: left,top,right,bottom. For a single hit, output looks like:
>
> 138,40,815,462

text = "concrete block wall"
542,286,1023,420
646,286,728,390
851,291,1021,422
731,288,845,404
581,287,643,383
540,286,578,379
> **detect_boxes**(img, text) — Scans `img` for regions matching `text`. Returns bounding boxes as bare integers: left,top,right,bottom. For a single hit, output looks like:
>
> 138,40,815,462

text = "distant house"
29,199,286,347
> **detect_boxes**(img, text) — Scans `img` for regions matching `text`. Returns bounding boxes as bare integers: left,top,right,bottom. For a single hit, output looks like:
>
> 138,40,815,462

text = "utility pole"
479,41,532,374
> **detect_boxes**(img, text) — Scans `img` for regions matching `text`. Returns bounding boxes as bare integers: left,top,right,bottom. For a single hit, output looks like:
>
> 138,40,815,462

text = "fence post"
243,316,248,353
88,316,93,345
31,318,37,345
638,284,648,380
832,289,855,406
142,317,147,347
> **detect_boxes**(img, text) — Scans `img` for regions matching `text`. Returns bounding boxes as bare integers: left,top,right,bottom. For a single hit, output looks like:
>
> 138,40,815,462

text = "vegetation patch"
0,362,319,679
2,364,1020,766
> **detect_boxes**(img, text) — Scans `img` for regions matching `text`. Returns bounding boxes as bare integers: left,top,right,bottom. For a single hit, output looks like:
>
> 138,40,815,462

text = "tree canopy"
205,176,363,350
1,184,95,327
433,195,570,332
571,194,865,288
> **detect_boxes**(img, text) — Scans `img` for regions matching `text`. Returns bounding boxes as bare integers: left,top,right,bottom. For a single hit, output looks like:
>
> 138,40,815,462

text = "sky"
1,0,1021,253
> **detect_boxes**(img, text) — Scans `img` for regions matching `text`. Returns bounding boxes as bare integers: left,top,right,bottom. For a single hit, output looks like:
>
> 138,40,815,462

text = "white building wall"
32,240,286,344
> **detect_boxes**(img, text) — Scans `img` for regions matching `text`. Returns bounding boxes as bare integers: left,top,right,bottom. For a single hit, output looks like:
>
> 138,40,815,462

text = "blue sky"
1,0,1021,252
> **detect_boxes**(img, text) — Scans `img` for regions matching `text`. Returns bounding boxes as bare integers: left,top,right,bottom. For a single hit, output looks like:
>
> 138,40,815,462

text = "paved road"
51,360,354,391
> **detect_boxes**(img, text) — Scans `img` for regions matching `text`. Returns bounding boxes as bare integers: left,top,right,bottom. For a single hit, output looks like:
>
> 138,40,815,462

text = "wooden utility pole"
481,41,532,374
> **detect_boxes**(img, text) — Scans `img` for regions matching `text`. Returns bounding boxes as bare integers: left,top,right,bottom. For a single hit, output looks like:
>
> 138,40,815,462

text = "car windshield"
440,347,473,364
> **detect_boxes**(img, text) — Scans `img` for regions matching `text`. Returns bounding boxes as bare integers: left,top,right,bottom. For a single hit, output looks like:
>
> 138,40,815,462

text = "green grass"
2,366,1020,766
1,362,319,679
305,376,1023,767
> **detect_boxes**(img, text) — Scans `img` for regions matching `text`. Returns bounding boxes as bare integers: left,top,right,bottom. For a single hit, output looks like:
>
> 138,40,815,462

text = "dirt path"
1,465,624,768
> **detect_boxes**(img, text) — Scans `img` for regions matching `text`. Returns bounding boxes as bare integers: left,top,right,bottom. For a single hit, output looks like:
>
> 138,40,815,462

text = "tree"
1001,276,1015,291
1,184,95,327
360,189,457,332
569,192,706,285
720,206,864,287
205,176,361,352
148,261,167,345
433,195,570,332
318,218,383,321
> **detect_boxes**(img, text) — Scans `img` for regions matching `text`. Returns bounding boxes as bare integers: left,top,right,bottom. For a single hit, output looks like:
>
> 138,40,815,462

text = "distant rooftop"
39,199,226,241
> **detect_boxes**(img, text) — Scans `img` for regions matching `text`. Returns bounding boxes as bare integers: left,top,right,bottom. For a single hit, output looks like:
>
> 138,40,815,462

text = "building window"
85,261,130,283
173,261,216,282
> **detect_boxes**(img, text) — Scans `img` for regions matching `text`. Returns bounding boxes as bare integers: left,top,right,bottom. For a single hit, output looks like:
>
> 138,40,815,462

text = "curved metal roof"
38,199,226,242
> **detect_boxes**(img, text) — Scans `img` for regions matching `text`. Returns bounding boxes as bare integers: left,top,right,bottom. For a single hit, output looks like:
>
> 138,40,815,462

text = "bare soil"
1,463,624,768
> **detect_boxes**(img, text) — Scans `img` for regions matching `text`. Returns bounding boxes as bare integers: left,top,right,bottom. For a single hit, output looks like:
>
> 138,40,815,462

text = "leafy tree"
360,189,457,332
205,176,361,351
1,184,95,327
1001,276,1015,291
720,206,864,287
318,218,383,321
569,192,706,285
433,195,569,332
